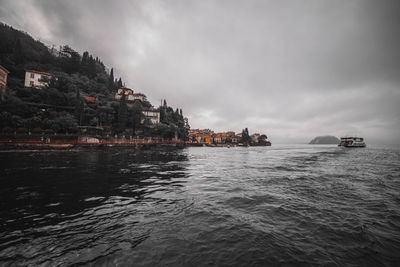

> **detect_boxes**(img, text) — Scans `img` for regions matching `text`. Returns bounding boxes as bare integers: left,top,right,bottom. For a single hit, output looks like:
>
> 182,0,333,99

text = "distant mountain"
309,136,340,144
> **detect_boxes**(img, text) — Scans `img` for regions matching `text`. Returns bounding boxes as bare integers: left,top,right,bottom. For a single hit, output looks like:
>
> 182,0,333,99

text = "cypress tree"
131,100,143,134
81,51,89,65
241,128,251,144
110,68,114,82
74,89,84,125
109,68,115,91
118,93,128,132
117,78,123,88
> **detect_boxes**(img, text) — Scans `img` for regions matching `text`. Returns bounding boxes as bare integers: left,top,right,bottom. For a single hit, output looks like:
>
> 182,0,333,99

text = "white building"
115,87,145,102
24,70,52,88
142,108,160,124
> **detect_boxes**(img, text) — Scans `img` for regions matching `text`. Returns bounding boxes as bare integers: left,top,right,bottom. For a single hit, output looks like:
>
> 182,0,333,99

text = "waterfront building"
132,93,146,102
214,134,222,144
24,70,52,88
251,133,261,143
213,132,238,144
115,87,159,124
226,131,235,138
188,129,215,143
195,135,202,143
115,87,133,99
226,131,236,143
189,129,214,143
0,65,9,102
231,136,238,144
204,136,213,144
214,132,228,144
188,129,215,137
142,107,160,124
115,87,145,102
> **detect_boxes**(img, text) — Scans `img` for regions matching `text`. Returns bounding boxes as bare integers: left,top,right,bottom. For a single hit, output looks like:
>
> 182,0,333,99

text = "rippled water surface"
1,145,400,266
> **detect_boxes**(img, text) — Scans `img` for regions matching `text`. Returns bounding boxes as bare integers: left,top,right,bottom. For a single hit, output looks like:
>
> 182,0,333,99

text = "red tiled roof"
0,65,9,73
119,87,133,91
86,97,98,103
26,70,51,76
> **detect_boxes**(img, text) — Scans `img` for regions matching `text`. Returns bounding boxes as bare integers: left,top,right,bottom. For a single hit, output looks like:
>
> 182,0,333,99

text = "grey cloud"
1,0,399,144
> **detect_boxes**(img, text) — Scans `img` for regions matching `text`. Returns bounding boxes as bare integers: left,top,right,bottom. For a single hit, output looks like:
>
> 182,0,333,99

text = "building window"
30,73,35,78
29,81,34,87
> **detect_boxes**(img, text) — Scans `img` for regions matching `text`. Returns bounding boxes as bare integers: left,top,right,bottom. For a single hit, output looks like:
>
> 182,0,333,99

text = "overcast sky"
1,0,399,143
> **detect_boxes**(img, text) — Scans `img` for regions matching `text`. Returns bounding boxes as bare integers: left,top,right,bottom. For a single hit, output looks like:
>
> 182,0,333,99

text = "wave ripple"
0,145,399,266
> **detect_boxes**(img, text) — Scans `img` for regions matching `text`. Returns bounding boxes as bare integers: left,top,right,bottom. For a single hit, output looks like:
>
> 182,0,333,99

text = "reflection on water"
0,145,400,266
0,150,190,266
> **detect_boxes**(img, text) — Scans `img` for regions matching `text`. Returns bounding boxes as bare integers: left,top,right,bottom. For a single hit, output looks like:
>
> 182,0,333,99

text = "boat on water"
338,137,366,147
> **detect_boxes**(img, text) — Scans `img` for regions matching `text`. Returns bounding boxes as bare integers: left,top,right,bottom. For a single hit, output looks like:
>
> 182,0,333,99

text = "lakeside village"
0,23,271,150
0,65,271,150
188,129,271,147
0,65,271,149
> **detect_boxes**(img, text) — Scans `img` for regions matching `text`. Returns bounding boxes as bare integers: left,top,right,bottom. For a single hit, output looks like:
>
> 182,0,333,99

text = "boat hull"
338,136,366,147
338,143,366,148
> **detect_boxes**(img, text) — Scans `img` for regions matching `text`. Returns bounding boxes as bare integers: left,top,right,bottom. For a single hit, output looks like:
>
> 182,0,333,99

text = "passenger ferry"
338,137,366,147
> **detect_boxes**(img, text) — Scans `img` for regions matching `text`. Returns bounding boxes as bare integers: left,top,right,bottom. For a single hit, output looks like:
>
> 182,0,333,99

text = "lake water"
0,145,400,266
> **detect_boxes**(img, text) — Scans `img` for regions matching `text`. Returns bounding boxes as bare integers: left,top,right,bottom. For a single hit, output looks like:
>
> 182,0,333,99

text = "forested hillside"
0,23,189,139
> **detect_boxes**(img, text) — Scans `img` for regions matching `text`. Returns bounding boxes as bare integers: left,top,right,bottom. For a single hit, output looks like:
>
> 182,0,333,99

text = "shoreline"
0,142,186,151
0,142,273,151
0,138,271,151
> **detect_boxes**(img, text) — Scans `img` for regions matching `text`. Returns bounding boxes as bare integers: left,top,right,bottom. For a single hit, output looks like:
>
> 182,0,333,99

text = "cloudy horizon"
1,0,399,144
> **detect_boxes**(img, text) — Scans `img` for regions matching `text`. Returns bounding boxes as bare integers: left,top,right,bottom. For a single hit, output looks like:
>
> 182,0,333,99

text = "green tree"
131,100,143,135
241,128,252,144
81,51,89,65
74,88,84,125
0,23,192,138
54,113,78,134
109,68,115,92
60,45,81,74
117,93,128,133
117,78,123,88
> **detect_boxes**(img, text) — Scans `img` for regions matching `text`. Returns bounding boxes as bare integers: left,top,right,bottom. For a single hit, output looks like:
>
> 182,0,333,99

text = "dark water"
0,145,400,266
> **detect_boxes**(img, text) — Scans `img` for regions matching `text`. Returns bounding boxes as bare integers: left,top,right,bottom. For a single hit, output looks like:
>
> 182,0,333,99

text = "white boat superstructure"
338,137,366,147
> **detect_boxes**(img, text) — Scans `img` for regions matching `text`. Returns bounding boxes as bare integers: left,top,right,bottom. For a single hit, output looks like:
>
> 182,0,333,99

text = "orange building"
214,132,228,143
204,136,213,144
0,65,9,102
188,129,215,143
